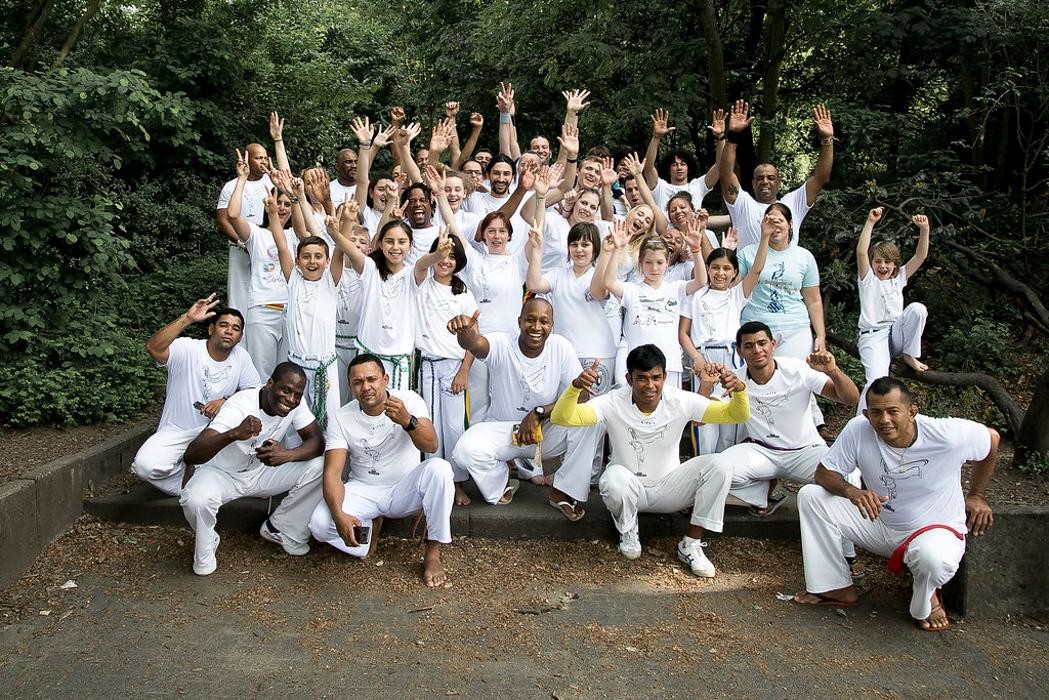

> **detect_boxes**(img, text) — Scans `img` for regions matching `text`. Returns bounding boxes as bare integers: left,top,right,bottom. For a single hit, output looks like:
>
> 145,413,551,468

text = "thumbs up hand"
572,358,601,392
447,308,481,335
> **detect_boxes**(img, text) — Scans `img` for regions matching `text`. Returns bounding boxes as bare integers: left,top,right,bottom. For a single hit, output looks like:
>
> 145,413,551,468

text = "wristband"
535,194,545,200
360,141,372,147
725,131,742,144
499,113,512,125
273,138,283,143
714,135,726,142
565,158,578,164
690,247,702,255
820,136,834,146
289,197,300,204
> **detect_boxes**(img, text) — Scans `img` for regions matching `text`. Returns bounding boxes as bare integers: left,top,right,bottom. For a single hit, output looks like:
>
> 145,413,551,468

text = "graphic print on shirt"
357,429,396,477
200,365,233,404
878,457,929,506
379,274,408,331
766,262,785,314
627,422,669,477
751,390,789,439
631,292,678,327
514,357,550,413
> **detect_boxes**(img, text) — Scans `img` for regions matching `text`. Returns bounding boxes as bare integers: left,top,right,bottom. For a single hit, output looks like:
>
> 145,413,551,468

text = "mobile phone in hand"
354,525,370,545
193,401,205,412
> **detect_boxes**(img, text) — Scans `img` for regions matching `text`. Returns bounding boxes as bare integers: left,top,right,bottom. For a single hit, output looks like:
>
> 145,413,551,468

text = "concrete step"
85,481,801,541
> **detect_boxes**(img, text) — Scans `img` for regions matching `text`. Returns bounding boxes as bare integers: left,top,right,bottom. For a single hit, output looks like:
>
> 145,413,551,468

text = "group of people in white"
131,87,999,632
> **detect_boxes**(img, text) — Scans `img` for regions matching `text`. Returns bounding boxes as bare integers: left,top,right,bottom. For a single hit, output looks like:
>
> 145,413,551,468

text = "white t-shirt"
483,332,578,422
734,356,828,449
857,268,907,330
361,206,384,236
325,389,429,487
435,207,482,242
216,175,273,226
245,223,290,307
544,266,616,358
589,385,714,485
620,280,688,372
329,180,356,209
205,387,315,473
653,177,712,214
726,184,811,250
336,267,363,339
415,274,479,359
823,415,991,532
462,247,527,335
665,260,696,284
464,191,510,215
157,338,260,432
407,224,440,265
682,284,748,346
284,268,337,360
355,256,418,355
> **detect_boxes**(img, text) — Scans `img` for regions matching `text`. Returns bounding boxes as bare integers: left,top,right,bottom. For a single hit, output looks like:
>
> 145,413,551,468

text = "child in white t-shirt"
855,208,931,410
679,224,770,454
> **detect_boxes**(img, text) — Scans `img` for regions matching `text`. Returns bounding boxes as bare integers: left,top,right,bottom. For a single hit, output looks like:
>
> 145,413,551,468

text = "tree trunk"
697,0,727,108
1015,367,1049,467
755,0,787,164
9,0,53,69
51,0,102,69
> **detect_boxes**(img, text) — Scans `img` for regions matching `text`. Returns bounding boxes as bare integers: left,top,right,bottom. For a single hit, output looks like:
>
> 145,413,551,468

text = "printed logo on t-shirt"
766,262,786,314
632,294,678,327
879,457,930,510
627,423,668,476
751,390,789,439
357,430,395,476
201,364,233,402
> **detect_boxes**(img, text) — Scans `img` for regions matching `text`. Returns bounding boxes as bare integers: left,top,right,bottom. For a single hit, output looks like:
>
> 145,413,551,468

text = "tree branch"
9,0,53,69
941,239,1049,331
51,0,102,70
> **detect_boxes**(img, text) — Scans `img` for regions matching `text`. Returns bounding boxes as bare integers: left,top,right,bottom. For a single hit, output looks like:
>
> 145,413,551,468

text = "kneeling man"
552,345,750,577
181,362,325,575
793,377,998,632
309,354,454,588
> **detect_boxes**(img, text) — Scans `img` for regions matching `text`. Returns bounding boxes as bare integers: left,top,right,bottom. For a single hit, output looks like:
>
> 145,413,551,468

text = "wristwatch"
404,415,419,432
532,406,546,419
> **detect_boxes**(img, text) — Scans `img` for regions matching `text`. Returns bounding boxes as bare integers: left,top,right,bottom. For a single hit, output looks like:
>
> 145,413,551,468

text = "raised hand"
350,116,374,145
650,108,674,138
547,162,565,191
518,158,538,190
269,111,284,142
435,226,453,257
912,213,930,234
423,164,444,194
263,188,279,215
404,121,423,143
445,101,460,119
722,226,739,250
268,168,292,196
807,350,839,374
813,104,834,139
527,221,543,250
291,176,306,198
447,309,481,335
572,358,601,392
599,156,618,187
868,207,884,224
728,99,753,133
186,293,220,323
533,165,552,196
558,122,580,158
374,124,397,149
610,218,628,249
563,88,592,113
430,122,451,153
230,415,262,442
383,394,412,427
390,106,406,125
469,112,484,129
621,151,644,177
234,148,249,178
708,108,726,139
497,82,515,114
683,213,707,252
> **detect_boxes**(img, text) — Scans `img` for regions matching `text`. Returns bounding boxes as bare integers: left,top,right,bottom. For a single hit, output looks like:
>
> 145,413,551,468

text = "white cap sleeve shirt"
857,268,908,330
205,387,316,473
822,415,991,532
414,274,479,359
620,280,688,373
245,223,290,308
355,257,418,356
157,338,261,432
588,385,712,485
725,183,810,250
652,177,712,213
461,247,527,336
734,356,828,449
408,224,440,265
329,180,356,210
216,175,273,226
482,333,578,422
324,389,429,487
284,268,338,360
682,284,748,346
545,266,616,359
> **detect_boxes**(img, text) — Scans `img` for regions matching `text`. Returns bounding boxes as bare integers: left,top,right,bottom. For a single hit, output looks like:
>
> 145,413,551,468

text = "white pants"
579,355,616,480
245,305,284,380
132,426,201,495
773,326,825,427
466,358,490,424
599,457,731,535
227,244,251,315
179,457,324,572
451,420,603,504
720,441,828,508
334,332,358,405
691,343,744,456
419,356,469,469
857,303,928,411
798,484,965,620
288,352,341,428
309,458,455,557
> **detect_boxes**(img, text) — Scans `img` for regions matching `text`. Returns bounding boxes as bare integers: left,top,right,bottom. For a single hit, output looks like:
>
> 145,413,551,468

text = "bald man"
216,142,273,313
330,148,358,208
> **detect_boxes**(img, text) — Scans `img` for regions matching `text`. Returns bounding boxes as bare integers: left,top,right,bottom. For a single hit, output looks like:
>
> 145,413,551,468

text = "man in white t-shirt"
216,142,272,313
448,298,602,519
709,321,860,516
552,345,750,577
641,108,722,213
308,354,455,587
792,377,998,632
719,100,835,249
402,182,440,263
329,148,358,208
180,363,325,576
132,295,260,495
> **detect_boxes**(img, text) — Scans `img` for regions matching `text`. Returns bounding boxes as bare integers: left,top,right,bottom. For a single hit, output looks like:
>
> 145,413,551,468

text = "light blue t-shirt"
738,243,819,331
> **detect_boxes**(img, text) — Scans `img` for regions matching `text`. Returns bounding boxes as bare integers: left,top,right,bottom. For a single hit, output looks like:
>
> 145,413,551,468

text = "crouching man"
551,345,750,578
308,354,455,588
180,362,325,576
793,377,999,632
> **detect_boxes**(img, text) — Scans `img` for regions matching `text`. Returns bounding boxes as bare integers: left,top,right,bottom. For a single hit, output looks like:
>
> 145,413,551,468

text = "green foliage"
1015,451,1049,475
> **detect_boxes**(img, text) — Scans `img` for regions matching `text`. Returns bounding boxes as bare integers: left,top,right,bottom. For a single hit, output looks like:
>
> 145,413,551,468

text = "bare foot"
422,543,446,588
454,483,471,507
919,590,949,631
792,585,859,606
900,354,928,372
530,474,553,487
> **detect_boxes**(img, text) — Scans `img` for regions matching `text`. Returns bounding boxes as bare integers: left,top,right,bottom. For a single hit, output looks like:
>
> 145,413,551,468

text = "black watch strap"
404,415,419,432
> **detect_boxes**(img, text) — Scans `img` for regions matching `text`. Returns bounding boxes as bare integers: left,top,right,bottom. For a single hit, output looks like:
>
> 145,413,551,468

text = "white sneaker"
193,534,219,576
677,538,716,578
260,519,310,556
618,526,642,560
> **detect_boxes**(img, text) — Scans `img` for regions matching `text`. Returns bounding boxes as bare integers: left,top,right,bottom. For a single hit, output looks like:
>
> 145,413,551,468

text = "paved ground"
1,516,1046,698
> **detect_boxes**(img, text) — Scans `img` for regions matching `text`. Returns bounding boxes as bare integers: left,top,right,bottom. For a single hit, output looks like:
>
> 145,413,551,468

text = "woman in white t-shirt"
413,229,479,505
855,207,931,410
679,225,770,454
593,218,708,389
